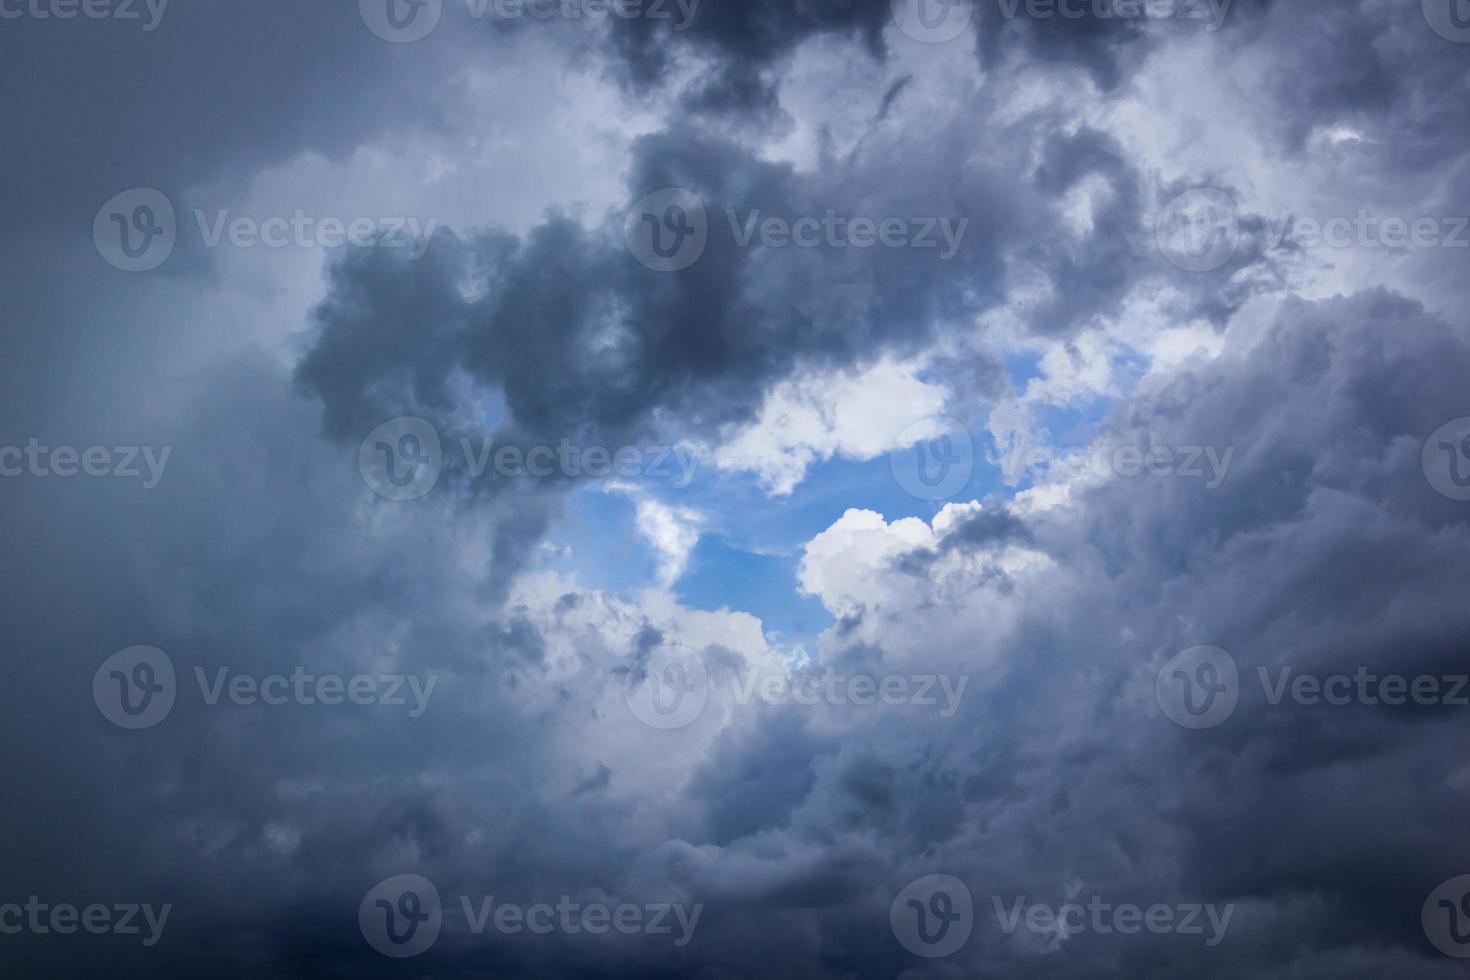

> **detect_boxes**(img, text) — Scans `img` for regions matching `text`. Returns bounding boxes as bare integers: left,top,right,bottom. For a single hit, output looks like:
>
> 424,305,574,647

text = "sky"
2,0,1470,976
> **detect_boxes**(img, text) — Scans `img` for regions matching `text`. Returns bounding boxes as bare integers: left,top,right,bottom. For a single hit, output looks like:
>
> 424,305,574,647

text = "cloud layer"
2,1,1468,977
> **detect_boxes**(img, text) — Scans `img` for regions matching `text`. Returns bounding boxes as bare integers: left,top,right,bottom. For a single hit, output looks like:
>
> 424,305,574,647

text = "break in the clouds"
2,1,1470,977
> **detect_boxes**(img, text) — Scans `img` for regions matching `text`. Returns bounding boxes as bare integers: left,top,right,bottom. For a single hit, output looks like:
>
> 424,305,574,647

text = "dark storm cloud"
295,114,1023,461
606,0,892,113
602,0,1281,117
935,289,1470,976
296,98,1254,462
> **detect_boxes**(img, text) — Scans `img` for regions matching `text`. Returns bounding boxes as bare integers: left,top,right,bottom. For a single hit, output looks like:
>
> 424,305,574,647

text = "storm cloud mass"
2,0,1469,977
